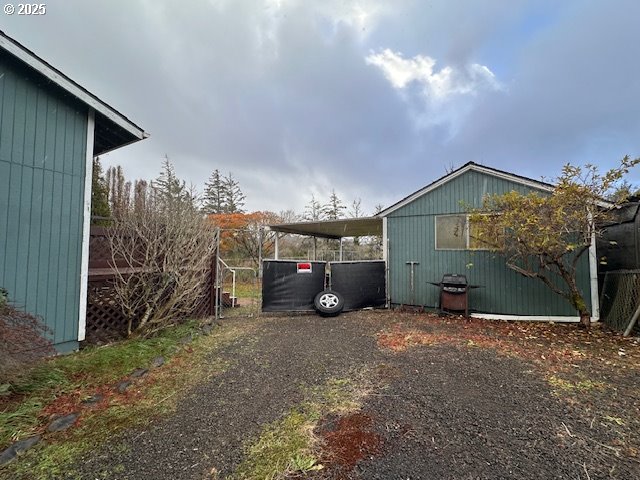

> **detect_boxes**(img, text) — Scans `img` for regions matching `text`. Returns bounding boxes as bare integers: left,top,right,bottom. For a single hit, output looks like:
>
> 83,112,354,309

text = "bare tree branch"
108,188,217,335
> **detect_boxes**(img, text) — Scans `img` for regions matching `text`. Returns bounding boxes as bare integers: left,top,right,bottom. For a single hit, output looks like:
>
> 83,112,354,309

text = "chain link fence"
599,270,640,334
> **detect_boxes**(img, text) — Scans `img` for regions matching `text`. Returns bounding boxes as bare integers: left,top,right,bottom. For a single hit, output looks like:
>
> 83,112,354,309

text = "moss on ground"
0,320,256,480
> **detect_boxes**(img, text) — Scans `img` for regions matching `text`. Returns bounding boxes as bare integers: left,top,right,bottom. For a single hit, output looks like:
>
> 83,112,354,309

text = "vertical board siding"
388,170,592,316
0,56,87,347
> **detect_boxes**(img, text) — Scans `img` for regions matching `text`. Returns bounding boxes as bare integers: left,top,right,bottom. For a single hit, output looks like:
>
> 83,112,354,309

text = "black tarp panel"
597,202,640,294
598,223,640,272
330,261,386,310
262,260,326,312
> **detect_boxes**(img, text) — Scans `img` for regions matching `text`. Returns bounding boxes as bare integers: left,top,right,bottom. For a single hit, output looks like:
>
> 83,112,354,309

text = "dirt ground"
73,310,640,479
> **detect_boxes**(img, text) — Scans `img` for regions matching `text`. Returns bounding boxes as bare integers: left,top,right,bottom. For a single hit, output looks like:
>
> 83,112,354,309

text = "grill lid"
441,273,468,286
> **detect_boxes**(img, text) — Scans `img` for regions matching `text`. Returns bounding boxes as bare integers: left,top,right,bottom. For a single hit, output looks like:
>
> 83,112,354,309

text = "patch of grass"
309,377,365,414
13,322,196,394
233,282,261,299
547,375,606,392
1,322,197,449
231,371,372,480
1,320,256,480
234,409,320,479
222,303,260,319
603,415,626,426
0,397,43,447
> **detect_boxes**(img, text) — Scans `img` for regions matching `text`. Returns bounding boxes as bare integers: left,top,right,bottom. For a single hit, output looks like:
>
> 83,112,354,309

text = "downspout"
382,216,389,307
588,210,600,321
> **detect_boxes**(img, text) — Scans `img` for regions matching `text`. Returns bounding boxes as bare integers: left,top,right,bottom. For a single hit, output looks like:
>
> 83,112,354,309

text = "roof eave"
0,31,147,144
377,162,555,217
94,132,150,157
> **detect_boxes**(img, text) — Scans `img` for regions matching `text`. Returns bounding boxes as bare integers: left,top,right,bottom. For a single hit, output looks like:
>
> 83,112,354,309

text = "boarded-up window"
435,215,467,250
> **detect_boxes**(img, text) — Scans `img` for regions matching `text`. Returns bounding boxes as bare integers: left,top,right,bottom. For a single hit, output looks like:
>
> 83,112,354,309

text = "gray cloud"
4,0,640,214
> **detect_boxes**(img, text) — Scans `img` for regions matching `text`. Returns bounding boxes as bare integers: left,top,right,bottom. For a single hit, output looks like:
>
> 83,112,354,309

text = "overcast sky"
3,0,640,214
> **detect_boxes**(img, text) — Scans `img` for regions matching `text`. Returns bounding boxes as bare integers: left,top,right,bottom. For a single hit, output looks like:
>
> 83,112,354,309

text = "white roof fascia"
472,165,612,209
0,34,146,140
378,164,554,217
471,164,554,192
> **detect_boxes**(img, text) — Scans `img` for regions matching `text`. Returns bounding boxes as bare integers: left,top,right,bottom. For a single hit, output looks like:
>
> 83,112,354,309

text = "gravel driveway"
74,311,640,480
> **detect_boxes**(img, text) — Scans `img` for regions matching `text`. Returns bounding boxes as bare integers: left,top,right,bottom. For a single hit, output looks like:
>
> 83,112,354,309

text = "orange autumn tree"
209,211,280,265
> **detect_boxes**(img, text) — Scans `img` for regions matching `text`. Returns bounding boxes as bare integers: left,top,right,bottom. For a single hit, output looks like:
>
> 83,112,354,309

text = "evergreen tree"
91,157,110,222
323,189,346,220
202,169,225,214
223,172,246,213
303,195,324,221
151,155,191,210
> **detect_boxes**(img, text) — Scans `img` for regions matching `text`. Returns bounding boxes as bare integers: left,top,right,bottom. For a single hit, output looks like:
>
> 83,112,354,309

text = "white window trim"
434,214,491,251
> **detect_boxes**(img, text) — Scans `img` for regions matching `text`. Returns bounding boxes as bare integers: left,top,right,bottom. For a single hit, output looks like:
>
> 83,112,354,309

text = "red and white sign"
297,262,312,273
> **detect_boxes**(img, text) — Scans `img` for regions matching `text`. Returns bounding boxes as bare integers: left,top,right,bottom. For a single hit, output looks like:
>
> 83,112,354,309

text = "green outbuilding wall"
386,168,592,316
0,55,88,352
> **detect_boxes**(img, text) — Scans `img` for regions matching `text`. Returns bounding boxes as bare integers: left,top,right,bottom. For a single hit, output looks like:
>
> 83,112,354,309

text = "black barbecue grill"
428,274,481,316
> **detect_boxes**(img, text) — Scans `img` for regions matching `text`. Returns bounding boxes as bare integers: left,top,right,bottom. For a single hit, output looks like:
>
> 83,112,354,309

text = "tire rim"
319,293,339,309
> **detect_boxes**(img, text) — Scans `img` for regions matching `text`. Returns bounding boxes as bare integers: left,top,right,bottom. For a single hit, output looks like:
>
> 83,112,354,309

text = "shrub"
108,190,218,336
0,289,54,383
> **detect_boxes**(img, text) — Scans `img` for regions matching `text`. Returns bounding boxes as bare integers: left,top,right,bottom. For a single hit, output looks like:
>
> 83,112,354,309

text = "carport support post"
258,226,263,278
274,233,279,260
214,228,221,321
383,216,389,307
339,238,343,261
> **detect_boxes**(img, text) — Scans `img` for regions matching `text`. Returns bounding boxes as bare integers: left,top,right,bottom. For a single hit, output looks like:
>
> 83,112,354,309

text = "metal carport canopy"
268,217,382,239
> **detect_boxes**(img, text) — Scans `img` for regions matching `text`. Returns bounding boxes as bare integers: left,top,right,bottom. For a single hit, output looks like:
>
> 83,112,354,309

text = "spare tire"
314,290,345,317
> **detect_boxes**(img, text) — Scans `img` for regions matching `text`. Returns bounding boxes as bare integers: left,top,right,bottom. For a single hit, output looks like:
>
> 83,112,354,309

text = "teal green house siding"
0,55,88,352
386,168,593,317
1,31,145,352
